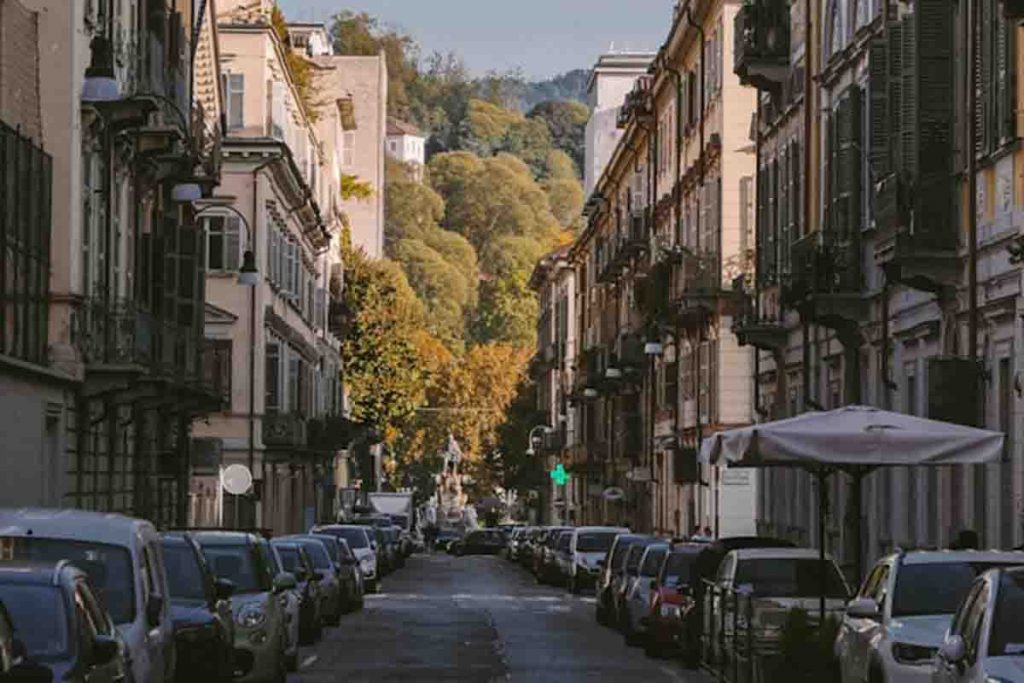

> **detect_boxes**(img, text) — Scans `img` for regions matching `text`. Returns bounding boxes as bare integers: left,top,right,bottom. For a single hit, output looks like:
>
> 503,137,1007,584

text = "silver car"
311,525,379,593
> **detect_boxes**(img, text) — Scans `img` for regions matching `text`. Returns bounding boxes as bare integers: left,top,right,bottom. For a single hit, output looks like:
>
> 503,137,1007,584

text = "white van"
0,508,175,683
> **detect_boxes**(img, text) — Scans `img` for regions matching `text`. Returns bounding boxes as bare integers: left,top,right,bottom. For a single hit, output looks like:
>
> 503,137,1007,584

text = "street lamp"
82,37,120,103
525,424,553,456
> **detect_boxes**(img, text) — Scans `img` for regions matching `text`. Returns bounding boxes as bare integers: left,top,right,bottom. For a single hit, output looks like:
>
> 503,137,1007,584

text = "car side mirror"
145,594,163,629
940,635,966,663
214,577,235,601
91,634,119,666
846,597,881,620
273,572,298,592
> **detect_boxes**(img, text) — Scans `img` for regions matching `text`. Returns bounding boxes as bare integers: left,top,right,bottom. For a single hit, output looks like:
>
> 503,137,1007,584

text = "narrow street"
296,553,709,682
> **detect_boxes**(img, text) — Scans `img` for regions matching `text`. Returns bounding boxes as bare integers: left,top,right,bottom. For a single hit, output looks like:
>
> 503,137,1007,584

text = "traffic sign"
222,464,253,495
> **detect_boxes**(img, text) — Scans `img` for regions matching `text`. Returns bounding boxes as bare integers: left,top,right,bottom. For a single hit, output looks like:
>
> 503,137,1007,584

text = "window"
204,215,241,271
343,131,356,168
203,338,232,402
266,337,281,412
224,73,244,130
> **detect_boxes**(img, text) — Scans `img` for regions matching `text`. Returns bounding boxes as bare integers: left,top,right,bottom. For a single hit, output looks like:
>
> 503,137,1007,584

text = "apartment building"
191,0,348,533
563,0,758,535
0,0,224,524
386,118,426,181
735,0,1024,572
529,247,577,524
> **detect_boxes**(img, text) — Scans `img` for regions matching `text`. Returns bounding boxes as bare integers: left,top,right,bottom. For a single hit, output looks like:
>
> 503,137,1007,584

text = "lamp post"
644,329,663,533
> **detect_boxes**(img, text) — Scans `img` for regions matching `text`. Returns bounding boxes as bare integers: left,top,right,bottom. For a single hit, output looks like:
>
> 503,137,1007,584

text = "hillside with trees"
323,10,589,499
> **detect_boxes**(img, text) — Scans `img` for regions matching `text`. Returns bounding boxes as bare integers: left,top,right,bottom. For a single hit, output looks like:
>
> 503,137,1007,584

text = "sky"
277,0,671,79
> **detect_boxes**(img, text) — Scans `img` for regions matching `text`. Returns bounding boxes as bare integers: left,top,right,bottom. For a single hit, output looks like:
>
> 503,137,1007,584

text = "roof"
731,548,837,561
0,508,154,547
387,118,422,137
191,530,259,545
0,561,81,586
890,549,1024,565
574,527,630,534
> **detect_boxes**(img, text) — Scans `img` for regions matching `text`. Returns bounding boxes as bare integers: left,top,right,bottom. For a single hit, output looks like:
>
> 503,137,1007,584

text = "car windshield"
199,543,271,594
311,537,340,564
274,546,303,575
337,540,355,561
661,552,698,586
642,548,668,576
892,562,1011,617
4,538,135,624
301,542,333,570
733,558,848,599
577,532,617,553
0,584,69,660
161,542,207,601
990,571,1024,657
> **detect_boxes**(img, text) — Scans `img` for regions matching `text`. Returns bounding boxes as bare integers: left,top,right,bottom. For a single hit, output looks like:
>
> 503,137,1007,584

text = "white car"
623,542,670,644
563,526,629,594
0,508,177,683
932,566,1024,683
835,550,1024,683
311,525,379,592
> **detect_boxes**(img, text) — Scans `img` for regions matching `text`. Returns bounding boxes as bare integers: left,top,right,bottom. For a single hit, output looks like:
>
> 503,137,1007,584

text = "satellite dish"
602,486,625,501
222,464,253,496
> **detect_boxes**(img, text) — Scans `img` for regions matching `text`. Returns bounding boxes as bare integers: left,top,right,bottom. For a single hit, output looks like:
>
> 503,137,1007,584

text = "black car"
453,529,506,556
333,539,365,612
270,540,323,645
0,561,126,682
160,532,236,682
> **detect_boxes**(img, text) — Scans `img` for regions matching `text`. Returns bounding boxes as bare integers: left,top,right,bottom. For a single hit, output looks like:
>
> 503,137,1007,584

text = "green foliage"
271,6,322,121
341,174,374,201
330,11,419,119
528,100,590,174
473,271,539,347
340,244,425,434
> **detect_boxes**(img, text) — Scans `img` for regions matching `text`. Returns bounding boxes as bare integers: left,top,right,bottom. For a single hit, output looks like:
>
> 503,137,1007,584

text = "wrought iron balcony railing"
734,0,790,90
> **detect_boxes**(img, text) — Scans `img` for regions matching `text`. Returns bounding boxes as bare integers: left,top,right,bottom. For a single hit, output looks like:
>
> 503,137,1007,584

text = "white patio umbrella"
698,405,1005,620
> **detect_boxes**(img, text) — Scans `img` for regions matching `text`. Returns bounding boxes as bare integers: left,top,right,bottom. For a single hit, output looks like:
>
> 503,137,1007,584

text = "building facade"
0,0,224,525
190,0,349,534
385,118,425,181
735,0,1024,575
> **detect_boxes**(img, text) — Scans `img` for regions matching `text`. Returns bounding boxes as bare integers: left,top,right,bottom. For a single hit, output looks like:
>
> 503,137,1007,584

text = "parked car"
269,540,323,646
563,526,629,594
613,537,661,629
0,560,127,682
535,527,572,584
264,541,302,672
0,508,175,683
506,527,531,562
710,548,850,663
645,543,705,661
623,542,670,645
835,549,1024,683
160,532,236,682
596,533,645,626
277,536,342,626
334,539,365,611
436,528,464,553
550,529,575,586
453,529,507,556
311,525,379,593
933,566,1024,682
384,527,405,569
518,528,543,568
193,531,290,683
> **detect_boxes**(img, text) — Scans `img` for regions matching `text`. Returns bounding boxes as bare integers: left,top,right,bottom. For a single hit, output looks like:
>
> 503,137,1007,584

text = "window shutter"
868,38,890,179
836,88,862,240
823,110,834,236
228,74,244,130
225,217,241,270
780,150,789,271
792,140,802,238
887,22,904,174
899,19,917,176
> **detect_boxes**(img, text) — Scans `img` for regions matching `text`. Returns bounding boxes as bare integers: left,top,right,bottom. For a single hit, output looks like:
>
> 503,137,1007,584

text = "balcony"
573,347,602,394
637,260,673,323
734,0,790,91
620,211,650,259
732,293,787,351
786,233,866,330
671,252,742,326
263,412,309,450
616,76,654,129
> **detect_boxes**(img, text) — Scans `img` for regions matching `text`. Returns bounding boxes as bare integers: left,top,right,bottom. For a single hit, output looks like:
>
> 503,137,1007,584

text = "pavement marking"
300,655,318,669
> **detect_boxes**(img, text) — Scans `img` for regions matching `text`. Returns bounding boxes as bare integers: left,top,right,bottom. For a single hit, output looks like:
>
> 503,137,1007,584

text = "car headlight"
236,604,267,628
891,642,937,665
659,604,681,618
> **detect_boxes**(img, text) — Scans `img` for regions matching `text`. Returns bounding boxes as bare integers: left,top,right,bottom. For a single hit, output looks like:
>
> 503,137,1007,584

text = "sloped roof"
386,118,422,137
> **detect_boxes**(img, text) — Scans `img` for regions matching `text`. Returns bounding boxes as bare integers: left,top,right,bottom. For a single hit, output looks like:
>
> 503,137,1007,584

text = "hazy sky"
277,0,670,79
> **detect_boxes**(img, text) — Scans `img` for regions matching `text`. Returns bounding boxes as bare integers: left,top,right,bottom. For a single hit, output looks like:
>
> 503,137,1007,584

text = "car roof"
0,508,155,546
191,530,259,545
669,543,707,555
731,547,836,561
574,527,630,534
887,550,1024,565
314,524,368,534
0,560,83,586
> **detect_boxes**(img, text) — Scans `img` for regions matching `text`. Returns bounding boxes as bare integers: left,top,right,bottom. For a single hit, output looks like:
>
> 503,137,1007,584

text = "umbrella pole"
817,466,827,625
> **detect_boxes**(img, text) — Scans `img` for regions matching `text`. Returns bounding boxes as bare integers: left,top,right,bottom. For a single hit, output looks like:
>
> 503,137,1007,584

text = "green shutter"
836,88,862,241
868,38,890,180
887,22,904,174
900,19,917,177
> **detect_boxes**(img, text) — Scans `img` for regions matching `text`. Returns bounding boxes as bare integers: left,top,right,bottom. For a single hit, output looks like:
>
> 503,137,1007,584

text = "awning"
699,405,1004,470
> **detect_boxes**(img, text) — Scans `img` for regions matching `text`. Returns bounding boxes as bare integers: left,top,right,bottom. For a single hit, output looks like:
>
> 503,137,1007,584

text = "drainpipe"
686,7,708,530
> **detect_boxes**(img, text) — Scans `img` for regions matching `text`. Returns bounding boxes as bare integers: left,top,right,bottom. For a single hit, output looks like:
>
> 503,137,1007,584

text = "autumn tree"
527,100,590,174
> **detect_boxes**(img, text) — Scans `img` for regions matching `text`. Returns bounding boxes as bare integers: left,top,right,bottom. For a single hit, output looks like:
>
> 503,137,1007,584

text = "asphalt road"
294,551,711,682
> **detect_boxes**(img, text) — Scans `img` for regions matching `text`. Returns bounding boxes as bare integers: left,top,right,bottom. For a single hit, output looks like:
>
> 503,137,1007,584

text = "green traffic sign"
550,463,570,486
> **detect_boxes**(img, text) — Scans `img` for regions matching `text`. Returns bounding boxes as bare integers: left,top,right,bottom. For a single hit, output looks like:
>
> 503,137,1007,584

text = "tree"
271,6,323,120
331,11,419,119
390,238,475,347
501,117,553,177
528,100,590,174
340,243,425,436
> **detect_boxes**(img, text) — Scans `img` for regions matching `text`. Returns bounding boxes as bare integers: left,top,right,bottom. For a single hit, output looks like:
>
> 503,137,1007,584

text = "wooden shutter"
899,21,917,177
836,87,862,240
225,217,241,271
887,22,904,174
868,38,890,179
823,109,835,236
792,140,802,237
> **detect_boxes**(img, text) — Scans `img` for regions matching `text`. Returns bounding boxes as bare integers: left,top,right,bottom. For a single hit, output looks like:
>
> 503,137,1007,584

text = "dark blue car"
0,560,126,682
